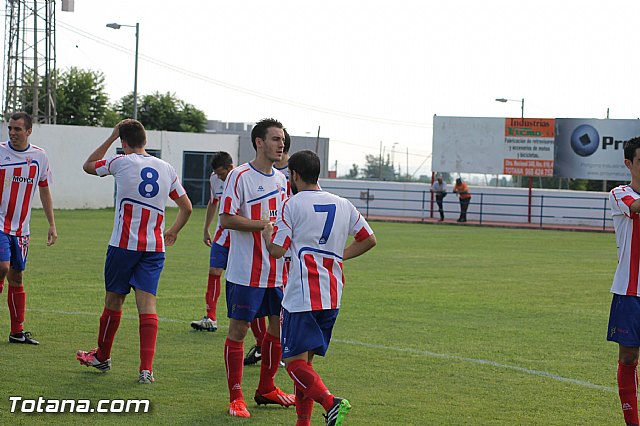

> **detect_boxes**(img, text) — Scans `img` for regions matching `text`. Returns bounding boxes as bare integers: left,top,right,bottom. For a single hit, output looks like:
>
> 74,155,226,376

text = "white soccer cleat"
138,370,155,384
190,316,218,332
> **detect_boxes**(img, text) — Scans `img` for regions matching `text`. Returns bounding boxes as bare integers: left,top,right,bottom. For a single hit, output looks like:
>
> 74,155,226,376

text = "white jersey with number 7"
271,189,373,313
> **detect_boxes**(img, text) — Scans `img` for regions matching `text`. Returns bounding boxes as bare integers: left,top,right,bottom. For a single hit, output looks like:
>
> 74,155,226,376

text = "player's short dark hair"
251,118,283,150
288,150,320,184
210,151,233,170
624,137,640,162
10,111,32,130
118,119,146,148
283,129,291,154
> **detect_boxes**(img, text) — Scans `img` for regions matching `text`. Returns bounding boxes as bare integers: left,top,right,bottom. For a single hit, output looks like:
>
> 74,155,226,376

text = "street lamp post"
107,22,140,120
496,97,532,223
495,97,524,119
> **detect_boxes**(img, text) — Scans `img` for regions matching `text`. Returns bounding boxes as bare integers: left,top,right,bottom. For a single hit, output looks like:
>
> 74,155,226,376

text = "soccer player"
191,151,234,332
1,111,57,345
263,150,377,426
608,136,640,426
244,129,291,366
220,118,294,418
76,119,192,384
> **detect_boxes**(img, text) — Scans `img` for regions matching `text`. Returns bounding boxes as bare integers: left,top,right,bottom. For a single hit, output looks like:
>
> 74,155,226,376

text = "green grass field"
0,208,624,425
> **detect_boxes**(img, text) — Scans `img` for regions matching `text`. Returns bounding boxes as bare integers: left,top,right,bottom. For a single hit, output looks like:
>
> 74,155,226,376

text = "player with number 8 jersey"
76,119,192,384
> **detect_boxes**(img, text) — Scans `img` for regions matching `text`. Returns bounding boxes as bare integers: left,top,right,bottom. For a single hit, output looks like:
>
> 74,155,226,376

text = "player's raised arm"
83,124,121,175
164,194,193,247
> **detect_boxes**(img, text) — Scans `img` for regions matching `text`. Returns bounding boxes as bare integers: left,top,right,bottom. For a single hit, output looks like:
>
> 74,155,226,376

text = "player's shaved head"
288,150,320,184
118,119,146,148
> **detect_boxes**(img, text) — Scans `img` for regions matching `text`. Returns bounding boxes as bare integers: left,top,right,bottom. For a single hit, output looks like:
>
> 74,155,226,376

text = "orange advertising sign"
503,118,555,176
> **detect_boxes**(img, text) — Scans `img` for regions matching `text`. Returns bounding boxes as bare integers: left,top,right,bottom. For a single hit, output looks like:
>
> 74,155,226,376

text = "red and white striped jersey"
209,173,229,248
610,184,640,296
274,164,290,196
0,142,51,236
220,162,288,287
271,190,374,312
96,153,186,252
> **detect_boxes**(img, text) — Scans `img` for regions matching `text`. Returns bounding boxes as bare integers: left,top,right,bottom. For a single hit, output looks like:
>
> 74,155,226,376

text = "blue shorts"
281,308,339,359
0,232,29,271
225,280,283,322
209,243,229,269
607,294,640,346
104,246,165,296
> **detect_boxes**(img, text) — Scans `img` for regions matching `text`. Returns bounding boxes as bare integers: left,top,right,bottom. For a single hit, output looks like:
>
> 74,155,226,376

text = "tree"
343,163,359,179
362,154,396,180
113,91,206,133
56,67,110,126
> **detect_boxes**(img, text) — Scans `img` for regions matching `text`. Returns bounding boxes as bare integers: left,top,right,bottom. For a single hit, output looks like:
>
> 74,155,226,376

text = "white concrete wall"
0,124,239,209
318,179,613,228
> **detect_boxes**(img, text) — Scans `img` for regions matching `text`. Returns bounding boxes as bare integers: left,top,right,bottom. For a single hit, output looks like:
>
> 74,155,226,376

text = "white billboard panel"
432,116,504,173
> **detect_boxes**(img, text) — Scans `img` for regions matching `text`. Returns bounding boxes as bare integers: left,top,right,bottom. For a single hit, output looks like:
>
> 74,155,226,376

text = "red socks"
96,308,122,361
225,338,244,402
205,274,221,321
618,361,639,425
139,314,158,372
257,332,282,394
286,359,334,411
251,316,267,347
295,380,314,425
8,285,26,334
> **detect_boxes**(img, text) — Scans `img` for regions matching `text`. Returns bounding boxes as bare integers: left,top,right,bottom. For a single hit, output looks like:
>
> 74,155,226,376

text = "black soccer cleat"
9,331,39,345
324,397,351,426
244,344,261,365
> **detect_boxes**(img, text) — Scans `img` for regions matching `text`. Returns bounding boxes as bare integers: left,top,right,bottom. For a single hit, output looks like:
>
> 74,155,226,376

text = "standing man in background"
453,177,471,222
191,151,234,332
430,174,447,222
1,111,57,345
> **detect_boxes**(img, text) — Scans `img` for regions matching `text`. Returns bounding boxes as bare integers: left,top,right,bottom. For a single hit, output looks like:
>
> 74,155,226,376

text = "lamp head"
106,23,121,29
495,98,507,103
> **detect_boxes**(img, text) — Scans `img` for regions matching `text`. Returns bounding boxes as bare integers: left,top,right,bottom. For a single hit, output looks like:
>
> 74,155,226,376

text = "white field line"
22,308,615,393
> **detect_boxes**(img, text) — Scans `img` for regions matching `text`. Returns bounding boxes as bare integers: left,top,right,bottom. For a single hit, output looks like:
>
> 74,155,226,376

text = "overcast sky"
3,0,640,177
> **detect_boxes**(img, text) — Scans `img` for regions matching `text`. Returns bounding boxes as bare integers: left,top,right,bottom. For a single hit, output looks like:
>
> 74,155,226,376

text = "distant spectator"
453,178,471,222
430,175,447,222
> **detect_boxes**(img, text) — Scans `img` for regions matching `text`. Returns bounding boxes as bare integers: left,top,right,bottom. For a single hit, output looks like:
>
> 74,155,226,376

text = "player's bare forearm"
343,234,377,260
38,185,57,246
261,222,286,258
83,125,121,175
220,213,268,232
630,199,640,214
165,195,193,246
203,201,217,246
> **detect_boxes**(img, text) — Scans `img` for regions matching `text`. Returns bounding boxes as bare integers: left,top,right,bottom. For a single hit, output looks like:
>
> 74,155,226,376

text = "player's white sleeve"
220,168,242,216
611,186,639,217
347,200,373,241
272,200,292,249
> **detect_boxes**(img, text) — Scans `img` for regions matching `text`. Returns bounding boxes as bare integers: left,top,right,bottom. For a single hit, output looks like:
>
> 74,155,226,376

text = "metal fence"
318,184,613,231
